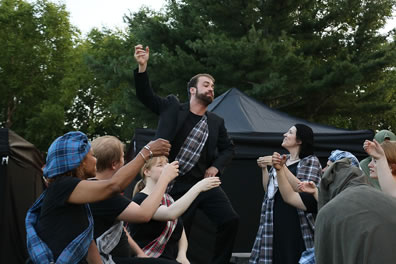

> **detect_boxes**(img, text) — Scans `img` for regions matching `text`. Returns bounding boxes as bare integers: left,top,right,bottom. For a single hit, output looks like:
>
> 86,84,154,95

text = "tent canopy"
207,88,373,160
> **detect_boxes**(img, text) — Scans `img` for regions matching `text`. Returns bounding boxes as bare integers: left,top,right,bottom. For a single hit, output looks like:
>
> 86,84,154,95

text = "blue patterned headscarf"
44,131,91,178
328,150,360,168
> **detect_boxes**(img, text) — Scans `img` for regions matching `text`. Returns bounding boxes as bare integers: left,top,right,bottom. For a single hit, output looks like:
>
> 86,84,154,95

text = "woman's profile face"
368,158,378,179
282,126,300,149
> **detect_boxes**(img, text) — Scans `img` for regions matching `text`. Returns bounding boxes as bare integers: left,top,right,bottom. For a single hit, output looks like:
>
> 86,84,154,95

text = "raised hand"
363,139,385,160
195,177,221,192
257,156,272,168
272,152,286,170
146,138,171,157
134,44,149,72
298,181,317,194
161,161,179,182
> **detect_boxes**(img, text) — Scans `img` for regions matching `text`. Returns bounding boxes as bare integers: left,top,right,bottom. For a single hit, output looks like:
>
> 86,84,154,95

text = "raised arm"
68,139,171,204
283,155,322,191
135,44,149,73
152,177,221,221
257,156,272,192
364,139,396,197
117,161,180,223
272,153,307,210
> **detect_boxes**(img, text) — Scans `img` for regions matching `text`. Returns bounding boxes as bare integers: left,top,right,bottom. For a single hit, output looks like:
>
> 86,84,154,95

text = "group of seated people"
26,132,220,264
25,127,396,264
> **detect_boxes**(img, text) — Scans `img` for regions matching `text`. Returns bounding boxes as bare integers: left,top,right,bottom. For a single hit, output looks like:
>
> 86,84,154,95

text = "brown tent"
0,128,45,264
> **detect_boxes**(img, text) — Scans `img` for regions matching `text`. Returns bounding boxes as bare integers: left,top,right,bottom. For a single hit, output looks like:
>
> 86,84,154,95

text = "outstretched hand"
146,138,171,157
257,156,272,168
196,177,221,192
272,152,287,170
363,139,385,160
298,181,317,194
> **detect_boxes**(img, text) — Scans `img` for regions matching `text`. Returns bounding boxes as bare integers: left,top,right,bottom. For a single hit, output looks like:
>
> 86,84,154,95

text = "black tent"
126,88,373,261
0,128,45,264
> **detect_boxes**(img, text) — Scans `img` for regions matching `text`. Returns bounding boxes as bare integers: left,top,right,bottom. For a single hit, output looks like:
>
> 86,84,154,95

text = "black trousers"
170,183,240,264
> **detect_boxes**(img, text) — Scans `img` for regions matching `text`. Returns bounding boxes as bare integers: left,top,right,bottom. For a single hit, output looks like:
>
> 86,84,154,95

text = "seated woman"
364,139,396,197
89,135,180,264
25,131,171,263
129,156,221,264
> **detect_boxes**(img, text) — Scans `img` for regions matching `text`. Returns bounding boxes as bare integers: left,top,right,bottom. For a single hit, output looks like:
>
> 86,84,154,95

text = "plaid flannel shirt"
143,194,178,257
250,155,322,264
26,191,94,264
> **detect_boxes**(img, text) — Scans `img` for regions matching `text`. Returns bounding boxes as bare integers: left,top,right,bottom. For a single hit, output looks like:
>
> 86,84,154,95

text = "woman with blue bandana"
25,131,174,264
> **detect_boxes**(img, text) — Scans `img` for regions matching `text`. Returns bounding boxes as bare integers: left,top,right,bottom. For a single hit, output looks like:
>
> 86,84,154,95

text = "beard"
195,91,213,106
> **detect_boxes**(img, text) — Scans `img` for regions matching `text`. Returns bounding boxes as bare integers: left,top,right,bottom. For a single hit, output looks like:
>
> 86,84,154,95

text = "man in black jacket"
133,44,239,264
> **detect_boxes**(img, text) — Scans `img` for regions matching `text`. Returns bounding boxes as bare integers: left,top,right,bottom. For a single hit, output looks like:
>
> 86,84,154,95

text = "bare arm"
152,177,221,221
176,229,190,264
272,153,307,210
86,240,102,264
282,165,302,192
124,227,147,257
257,156,272,192
68,139,171,204
117,161,180,223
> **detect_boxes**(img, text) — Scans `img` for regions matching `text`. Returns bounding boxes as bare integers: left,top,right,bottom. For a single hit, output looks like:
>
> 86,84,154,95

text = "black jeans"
170,183,240,264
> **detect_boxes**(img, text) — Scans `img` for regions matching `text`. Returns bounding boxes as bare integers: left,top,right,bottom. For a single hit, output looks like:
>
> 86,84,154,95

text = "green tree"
124,0,396,131
0,0,79,150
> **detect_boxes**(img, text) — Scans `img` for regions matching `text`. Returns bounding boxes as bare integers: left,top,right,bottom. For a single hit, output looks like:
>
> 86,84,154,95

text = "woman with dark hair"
250,124,322,264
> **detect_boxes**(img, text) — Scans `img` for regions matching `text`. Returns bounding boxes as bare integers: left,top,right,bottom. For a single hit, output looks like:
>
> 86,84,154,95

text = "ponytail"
133,179,146,197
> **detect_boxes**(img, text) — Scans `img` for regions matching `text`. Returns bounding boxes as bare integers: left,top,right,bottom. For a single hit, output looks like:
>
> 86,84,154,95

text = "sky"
60,0,395,35
61,0,166,35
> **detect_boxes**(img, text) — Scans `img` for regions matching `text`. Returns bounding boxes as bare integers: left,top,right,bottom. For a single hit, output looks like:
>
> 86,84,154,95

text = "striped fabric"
44,131,91,179
328,150,360,168
26,191,94,264
142,194,178,257
250,155,322,264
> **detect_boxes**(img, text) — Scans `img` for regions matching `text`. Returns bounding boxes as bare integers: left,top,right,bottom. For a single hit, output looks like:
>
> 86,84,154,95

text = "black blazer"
134,69,234,175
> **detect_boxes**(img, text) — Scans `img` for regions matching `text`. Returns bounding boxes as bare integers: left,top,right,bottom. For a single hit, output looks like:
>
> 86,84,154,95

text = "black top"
170,111,208,184
272,163,305,264
36,176,88,260
90,193,132,257
130,192,183,260
299,192,318,214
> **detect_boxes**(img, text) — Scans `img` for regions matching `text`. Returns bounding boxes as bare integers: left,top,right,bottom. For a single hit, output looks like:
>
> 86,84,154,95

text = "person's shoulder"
301,155,320,163
132,192,148,204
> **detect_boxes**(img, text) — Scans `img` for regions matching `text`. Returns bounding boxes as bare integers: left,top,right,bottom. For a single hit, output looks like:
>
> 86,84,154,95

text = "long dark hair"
294,124,314,159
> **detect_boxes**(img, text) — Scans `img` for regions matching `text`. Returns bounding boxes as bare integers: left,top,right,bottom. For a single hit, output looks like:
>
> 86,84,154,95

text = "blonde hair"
133,156,168,196
381,141,396,175
91,136,125,172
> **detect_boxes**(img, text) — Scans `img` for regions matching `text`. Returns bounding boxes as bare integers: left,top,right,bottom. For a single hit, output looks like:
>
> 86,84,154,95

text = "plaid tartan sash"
250,156,321,264
167,114,208,192
26,191,94,264
176,114,209,175
142,194,178,257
